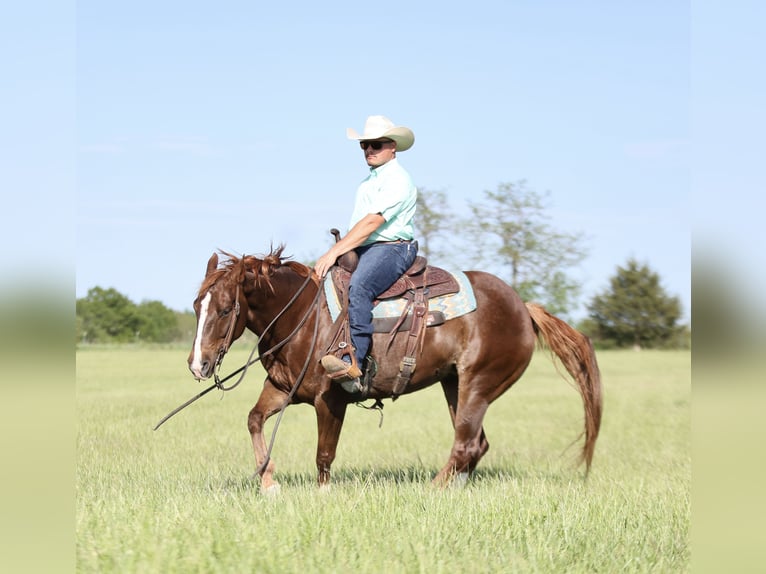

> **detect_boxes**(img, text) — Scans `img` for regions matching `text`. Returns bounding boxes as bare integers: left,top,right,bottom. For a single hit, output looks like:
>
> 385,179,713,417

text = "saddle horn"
329,228,359,273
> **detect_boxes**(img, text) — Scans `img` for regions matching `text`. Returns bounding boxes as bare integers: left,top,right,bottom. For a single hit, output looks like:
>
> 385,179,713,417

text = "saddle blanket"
323,269,477,324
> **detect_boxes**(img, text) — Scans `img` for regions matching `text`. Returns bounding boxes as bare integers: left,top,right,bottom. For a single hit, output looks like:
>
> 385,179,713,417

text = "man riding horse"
183,117,602,491
314,115,418,394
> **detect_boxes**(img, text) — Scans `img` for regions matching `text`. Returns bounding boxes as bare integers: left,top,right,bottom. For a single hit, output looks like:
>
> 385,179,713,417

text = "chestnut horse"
187,247,602,492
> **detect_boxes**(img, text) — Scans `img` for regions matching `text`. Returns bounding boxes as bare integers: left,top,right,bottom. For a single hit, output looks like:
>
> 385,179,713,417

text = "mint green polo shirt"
348,158,417,245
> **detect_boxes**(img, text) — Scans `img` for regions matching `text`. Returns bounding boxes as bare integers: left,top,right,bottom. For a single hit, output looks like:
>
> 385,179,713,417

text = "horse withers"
187,247,602,492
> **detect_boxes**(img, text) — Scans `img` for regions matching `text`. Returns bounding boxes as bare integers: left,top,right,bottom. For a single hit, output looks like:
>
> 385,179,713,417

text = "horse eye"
219,307,231,318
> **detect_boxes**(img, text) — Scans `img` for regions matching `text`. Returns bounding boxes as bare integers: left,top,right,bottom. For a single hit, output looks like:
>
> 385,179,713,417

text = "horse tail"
525,302,603,474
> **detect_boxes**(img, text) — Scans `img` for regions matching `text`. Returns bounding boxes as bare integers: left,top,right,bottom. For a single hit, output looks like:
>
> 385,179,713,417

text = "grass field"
76,346,690,573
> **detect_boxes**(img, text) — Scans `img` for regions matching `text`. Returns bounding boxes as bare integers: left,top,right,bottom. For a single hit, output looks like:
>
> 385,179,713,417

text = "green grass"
76,346,690,573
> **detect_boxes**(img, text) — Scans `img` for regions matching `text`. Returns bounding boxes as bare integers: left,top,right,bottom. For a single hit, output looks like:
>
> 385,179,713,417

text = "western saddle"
324,230,460,398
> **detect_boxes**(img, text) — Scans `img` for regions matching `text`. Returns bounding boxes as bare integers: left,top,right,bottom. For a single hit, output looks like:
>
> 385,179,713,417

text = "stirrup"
339,377,364,394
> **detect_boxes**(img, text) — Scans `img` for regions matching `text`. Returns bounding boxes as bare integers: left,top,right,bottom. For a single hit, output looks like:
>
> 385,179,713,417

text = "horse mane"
197,245,313,298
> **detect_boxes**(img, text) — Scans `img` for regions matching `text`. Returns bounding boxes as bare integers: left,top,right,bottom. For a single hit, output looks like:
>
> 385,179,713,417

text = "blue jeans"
348,241,418,369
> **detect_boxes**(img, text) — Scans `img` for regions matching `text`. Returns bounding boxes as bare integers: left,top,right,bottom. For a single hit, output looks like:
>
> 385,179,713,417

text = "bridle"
213,283,242,386
154,269,322,430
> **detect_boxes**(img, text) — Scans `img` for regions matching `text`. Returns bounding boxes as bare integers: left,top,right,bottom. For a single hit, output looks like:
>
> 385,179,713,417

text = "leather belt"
375,239,412,245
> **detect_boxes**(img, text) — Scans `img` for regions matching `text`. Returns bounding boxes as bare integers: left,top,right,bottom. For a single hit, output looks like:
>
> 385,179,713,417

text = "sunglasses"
359,140,393,151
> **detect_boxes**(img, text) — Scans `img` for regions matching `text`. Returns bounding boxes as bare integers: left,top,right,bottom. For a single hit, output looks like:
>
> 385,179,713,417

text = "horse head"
187,252,250,380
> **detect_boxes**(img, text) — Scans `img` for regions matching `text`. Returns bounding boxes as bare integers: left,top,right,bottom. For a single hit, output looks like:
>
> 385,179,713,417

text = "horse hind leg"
440,375,490,462
433,411,490,488
434,375,490,487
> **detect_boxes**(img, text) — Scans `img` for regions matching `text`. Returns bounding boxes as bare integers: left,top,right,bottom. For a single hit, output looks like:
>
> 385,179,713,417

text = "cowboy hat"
346,115,415,152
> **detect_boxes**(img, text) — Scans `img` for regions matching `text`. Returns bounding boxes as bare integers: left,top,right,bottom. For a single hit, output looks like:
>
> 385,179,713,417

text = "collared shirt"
348,158,417,245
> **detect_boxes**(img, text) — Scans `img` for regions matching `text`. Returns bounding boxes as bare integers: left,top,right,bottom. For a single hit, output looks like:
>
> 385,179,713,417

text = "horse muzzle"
188,358,212,380
189,343,229,380
188,347,217,380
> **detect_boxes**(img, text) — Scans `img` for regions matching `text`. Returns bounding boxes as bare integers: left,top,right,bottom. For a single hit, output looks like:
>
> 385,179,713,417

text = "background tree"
76,287,142,343
76,286,190,344
414,187,454,262
135,300,181,342
463,180,587,315
585,258,684,349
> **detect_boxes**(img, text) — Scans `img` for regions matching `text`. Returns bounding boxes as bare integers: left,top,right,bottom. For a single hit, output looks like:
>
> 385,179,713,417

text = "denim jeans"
348,241,418,369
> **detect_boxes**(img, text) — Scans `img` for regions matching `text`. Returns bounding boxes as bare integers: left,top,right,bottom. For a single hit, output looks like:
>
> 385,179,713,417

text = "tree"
414,187,454,262
76,287,141,343
76,287,185,343
463,180,587,315
135,300,181,342
586,258,684,349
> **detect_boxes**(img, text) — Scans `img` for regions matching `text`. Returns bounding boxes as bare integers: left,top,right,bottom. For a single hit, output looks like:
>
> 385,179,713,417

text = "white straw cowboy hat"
346,115,415,152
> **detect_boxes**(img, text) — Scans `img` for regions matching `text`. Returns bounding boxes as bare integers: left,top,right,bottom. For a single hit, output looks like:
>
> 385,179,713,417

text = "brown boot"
320,354,363,382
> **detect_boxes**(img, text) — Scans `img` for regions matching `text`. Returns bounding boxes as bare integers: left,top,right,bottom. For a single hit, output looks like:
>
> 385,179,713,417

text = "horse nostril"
188,358,211,379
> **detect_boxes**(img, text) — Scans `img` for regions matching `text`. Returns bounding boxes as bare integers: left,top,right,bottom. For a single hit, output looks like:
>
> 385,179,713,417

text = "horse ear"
206,253,219,276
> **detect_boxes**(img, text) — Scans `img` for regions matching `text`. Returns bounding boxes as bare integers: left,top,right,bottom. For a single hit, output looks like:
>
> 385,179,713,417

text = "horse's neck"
247,270,317,340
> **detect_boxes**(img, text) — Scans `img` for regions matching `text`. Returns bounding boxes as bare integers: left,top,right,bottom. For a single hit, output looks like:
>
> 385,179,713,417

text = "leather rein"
153,270,323,432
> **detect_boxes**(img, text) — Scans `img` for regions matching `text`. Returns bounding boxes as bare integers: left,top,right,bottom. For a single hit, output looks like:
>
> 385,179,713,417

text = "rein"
254,287,322,476
153,270,321,431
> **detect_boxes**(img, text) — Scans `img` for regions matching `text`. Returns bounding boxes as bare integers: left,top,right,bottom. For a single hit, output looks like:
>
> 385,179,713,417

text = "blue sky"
7,1,717,321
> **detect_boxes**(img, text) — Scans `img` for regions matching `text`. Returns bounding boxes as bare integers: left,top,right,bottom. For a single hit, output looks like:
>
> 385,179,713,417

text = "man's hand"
314,250,338,278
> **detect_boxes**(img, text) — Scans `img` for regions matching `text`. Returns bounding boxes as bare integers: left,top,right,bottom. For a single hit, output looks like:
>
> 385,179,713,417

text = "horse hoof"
451,471,469,489
262,483,281,497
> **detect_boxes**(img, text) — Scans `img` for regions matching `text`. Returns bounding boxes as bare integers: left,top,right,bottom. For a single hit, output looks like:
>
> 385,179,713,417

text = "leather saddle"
324,231,461,398
330,255,460,332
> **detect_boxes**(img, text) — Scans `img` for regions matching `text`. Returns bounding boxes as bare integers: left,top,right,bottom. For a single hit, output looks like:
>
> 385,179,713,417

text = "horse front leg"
314,392,348,489
248,378,289,494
